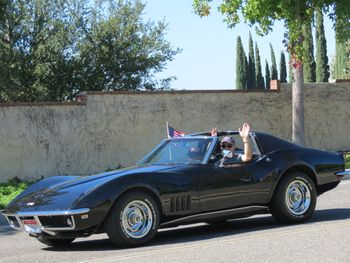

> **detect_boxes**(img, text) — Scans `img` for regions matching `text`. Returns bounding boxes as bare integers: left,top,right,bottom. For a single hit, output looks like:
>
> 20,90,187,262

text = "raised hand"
211,127,218,136
238,123,250,142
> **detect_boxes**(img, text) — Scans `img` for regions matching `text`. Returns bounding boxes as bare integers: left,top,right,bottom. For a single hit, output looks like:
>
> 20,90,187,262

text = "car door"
199,155,274,212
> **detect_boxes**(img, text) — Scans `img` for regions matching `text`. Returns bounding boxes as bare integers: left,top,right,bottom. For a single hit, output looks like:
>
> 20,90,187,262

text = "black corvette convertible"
2,131,347,247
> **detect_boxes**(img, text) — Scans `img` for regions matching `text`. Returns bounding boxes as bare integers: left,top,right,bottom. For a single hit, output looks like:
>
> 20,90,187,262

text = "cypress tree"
346,42,350,78
280,51,287,83
236,36,247,89
334,4,350,79
335,42,347,78
302,21,316,82
243,51,248,89
255,42,264,89
315,8,329,82
270,43,278,80
265,60,271,89
247,33,256,89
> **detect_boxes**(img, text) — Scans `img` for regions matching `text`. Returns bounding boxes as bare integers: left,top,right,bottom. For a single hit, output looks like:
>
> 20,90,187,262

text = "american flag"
167,123,185,138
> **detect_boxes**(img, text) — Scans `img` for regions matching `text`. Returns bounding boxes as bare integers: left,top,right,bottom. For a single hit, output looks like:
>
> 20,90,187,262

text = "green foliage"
302,21,316,82
316,8,329,82
265,60,270,90
0,0,180,102
332,3,350,79
279,51,287,83
0,178,33,209
335,41,348,78
247,33,256,89
316,9,329,82
236,36,247,89
255,42,264,89
270,43,278,80
1,0,74,101
345,153,350,169
193,0,350,65
76,0,180,92
345,40,350,78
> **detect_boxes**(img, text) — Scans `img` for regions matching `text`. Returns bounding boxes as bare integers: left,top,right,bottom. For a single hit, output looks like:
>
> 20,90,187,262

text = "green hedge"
0,179,34,209
345,154,350,169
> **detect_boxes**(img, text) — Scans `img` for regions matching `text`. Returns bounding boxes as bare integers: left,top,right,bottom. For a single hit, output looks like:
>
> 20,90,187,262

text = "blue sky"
143,0,336,90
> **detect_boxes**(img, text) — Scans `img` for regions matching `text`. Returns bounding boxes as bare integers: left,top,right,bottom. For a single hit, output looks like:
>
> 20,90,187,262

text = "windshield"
141,138,214,165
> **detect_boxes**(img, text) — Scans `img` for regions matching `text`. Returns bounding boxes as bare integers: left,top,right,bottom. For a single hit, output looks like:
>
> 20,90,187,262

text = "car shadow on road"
0,226,16,236
42,207,350,252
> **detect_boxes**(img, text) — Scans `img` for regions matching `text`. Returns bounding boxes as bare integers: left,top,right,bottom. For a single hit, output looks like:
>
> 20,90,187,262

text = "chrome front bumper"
2,208,90,236
336,169,350,177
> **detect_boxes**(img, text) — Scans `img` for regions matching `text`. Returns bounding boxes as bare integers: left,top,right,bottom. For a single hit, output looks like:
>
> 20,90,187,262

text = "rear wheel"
106,191,160,247
270,172,317,224
37,235,75,247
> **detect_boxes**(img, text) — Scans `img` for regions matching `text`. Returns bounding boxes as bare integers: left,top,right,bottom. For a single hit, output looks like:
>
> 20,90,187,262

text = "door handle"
266,157,272,163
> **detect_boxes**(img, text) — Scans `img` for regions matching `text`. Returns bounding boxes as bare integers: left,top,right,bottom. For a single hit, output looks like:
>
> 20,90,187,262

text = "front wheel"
270,172,317,224
106,191,160,247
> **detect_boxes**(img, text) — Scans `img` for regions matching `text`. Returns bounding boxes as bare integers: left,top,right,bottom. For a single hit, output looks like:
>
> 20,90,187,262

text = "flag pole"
166,121,172,160
166,121,170,138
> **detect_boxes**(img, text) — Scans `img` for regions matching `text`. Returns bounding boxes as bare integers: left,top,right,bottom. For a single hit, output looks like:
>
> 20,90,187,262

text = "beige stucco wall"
0,83,349,182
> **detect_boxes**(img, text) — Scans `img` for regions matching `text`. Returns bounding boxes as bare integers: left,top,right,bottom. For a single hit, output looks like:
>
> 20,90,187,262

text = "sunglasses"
221,143,233,149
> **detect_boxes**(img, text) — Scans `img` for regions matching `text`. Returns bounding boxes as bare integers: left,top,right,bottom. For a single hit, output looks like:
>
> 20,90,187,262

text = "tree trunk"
292,64,305,146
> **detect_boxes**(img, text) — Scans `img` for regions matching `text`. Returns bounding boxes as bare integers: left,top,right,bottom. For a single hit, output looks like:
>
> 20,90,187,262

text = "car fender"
268,161,318,202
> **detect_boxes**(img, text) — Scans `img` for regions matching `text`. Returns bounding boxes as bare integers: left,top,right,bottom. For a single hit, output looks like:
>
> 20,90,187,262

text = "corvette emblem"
26,202,35,206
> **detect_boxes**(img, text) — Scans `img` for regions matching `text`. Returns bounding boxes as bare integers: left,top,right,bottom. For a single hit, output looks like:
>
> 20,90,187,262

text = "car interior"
209,134,260,164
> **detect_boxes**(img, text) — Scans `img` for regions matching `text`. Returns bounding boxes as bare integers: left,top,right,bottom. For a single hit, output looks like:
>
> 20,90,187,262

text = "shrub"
0,178,34,209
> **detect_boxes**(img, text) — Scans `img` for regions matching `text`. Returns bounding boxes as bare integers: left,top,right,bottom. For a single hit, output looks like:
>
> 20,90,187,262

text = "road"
1,180,350,263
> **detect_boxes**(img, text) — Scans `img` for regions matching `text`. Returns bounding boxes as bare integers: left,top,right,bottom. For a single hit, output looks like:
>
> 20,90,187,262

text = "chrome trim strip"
250,132,262,156
336,169,350,176
202,136,218,164
3,208,89,217
5,215,18,229
160,205,269,227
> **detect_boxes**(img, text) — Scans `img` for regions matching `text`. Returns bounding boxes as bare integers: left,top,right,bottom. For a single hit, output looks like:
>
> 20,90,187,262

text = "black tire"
270,172,317,224
106,191,160,247
37,236,75,247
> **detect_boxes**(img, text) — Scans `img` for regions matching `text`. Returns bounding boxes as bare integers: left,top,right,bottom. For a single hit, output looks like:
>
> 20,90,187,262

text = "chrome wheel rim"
121,200,153,239
285,180,311,215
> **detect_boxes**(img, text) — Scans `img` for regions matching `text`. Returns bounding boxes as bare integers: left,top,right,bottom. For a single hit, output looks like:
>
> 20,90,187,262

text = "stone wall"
0,83,349,182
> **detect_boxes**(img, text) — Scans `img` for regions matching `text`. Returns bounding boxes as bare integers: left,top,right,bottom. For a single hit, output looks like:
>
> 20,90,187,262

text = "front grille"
38,215,72,228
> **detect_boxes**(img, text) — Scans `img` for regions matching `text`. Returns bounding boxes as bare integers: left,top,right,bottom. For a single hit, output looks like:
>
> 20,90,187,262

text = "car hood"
3,164,174,213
